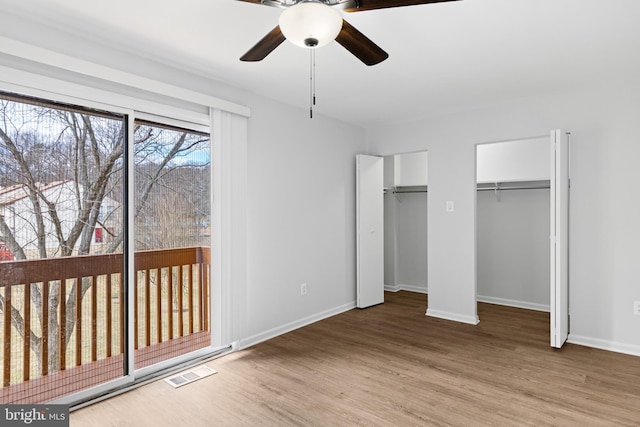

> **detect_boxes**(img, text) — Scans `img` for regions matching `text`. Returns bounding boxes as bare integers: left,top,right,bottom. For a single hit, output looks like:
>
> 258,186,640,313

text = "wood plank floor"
72,291,640,426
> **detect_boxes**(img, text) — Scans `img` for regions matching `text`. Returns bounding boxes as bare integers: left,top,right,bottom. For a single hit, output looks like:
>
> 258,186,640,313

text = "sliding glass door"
132,119,211,370
0,93,213,403
0,92,127,403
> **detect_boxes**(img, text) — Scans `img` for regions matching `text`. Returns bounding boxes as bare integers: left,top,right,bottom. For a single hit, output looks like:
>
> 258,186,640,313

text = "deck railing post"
42,282,49,375
74,278,81,367
91,277,97,362
156,268,162,344
60,279,67,371
3,286,12,387
106,274,112,358
23,283,31,381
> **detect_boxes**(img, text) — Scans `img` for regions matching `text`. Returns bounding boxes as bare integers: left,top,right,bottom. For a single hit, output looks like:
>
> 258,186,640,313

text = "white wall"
477,138,549,183
395,193,428,292
244,96,365,343
395,151,429,186
367,81,640,354
384,191,428,293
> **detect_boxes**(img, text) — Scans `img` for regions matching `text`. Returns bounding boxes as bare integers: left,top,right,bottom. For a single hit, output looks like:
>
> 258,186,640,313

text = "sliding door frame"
0,64,247,404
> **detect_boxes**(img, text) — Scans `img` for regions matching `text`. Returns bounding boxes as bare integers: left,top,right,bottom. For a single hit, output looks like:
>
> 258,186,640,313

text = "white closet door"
550,130,570,348
356,154,384,308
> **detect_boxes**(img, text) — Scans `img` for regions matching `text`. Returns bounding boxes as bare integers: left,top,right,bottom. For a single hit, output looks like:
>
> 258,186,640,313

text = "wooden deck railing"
0,247,210,404
133,247,210,369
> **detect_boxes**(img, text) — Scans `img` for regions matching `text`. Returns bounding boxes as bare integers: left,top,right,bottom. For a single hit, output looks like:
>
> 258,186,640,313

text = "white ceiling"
2,0,639,127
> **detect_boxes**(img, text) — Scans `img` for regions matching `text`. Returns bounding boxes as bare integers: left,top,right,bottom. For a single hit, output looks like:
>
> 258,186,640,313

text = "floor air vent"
164,365,217,388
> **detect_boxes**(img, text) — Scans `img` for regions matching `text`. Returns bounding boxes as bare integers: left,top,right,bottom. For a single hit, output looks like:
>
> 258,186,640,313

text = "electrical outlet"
634,301,640,316
300,283,307,296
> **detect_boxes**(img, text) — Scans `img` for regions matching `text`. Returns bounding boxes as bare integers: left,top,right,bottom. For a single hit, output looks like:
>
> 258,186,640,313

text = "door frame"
550,130,570,348
474,130,570,348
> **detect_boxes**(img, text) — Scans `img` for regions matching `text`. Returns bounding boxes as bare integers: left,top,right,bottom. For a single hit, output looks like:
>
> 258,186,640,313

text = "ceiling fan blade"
240,26,286,62
335,20,389,66
235,0,263,5
344,0,460,13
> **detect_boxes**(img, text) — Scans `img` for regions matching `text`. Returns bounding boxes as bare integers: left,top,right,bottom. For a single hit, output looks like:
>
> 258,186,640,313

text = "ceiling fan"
238,0,461,66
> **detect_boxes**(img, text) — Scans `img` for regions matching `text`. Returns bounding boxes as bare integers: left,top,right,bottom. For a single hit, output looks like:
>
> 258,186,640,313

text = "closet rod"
477,185,550,191
387,185,550,193
390,187,549,193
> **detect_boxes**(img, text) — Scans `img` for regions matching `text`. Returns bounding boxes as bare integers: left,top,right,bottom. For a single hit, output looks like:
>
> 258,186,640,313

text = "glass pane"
133,120,210,370
0,93,126,403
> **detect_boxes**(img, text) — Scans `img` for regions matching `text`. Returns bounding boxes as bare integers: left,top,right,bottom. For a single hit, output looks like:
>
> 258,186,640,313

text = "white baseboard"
568,334,640,357
238,301,356,350
384,284,428,294
426,308,479,325
477,295,550,312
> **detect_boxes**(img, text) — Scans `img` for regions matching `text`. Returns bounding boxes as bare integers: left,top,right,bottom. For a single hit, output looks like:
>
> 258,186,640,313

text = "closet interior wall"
384,153,428,294
476,138,551,311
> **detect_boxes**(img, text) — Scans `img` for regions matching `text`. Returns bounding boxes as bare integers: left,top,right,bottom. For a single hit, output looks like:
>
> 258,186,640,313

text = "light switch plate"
446,201,454,212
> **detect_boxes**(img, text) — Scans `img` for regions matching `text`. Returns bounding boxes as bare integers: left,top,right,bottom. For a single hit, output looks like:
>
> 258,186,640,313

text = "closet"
384,151,428,294
358,131,568,347
476,137,551,311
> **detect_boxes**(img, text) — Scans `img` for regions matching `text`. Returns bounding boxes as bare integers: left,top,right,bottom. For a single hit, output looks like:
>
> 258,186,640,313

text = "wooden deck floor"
71,291,640,426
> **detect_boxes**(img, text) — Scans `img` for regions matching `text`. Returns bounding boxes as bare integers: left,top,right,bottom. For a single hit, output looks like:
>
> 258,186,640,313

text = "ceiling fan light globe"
279,2,343,48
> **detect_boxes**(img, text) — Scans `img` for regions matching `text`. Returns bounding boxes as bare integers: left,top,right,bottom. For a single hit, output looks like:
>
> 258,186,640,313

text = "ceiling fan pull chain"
309,48,318,119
